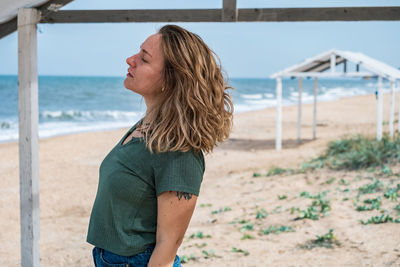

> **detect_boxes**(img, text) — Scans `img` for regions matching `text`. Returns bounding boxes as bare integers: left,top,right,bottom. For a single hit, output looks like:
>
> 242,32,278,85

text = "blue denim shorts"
92,244,181,267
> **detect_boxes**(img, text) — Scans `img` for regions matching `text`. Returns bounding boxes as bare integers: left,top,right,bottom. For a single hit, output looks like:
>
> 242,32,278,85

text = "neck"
143,95,161,124
143,105,157,125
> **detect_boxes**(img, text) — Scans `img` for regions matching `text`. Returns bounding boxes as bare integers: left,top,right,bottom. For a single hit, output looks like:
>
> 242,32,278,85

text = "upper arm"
153,151,204,244
153,151,205,198
156,191,197,245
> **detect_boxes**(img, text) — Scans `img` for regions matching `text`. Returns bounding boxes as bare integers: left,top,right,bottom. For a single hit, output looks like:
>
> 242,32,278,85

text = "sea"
0,75,389,143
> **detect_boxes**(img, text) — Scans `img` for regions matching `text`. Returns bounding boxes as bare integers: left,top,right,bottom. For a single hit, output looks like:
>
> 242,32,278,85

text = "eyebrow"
140,44,152,57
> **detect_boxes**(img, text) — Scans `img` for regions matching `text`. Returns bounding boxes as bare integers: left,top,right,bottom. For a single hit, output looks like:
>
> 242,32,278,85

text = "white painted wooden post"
398,80,400,133
313,77,318,139
18,8,41,267
389,80,395,137
377,76,383,141
276,77,282,150
330,54,336,73
297,77,303,143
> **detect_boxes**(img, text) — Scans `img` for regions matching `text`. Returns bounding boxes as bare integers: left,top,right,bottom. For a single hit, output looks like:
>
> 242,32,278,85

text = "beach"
1,92,399,266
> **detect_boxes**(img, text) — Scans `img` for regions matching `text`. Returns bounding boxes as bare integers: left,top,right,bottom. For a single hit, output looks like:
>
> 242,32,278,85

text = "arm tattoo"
176,191,193,200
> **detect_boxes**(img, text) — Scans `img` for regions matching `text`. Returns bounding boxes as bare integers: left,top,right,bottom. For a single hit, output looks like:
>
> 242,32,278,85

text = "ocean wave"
39,110,139,122
240,94,263,99
0,79,384,143
0,118,142,143
244,99,277,106
0,110,143,143
263,93,274,98
290,91,311,98
38,121,136,139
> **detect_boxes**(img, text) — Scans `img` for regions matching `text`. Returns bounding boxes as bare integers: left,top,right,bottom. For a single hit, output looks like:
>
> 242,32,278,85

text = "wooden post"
389,80,395,137
276,77,282,150
222,0,237,21
377,76,383,141
313,77,318,139
297,77,303,143
18,8,41,267
330,54,336,73
398,80,400,133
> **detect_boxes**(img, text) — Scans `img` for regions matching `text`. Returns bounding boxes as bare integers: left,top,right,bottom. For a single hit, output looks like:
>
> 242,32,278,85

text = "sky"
0,0,399,78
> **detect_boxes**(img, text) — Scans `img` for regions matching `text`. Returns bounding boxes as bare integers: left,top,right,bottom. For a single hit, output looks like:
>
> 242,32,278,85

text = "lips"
127,68,134,78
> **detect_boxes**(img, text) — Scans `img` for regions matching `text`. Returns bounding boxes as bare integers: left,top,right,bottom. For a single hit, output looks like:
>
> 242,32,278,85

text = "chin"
123,79,132,90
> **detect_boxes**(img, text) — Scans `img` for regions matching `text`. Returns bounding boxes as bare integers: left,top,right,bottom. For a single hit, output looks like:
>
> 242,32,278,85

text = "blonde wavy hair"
144,24,233,154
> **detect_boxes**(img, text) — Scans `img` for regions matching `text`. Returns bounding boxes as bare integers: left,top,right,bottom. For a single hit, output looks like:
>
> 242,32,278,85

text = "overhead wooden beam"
238,6,400,22
1,6,399,39
300,57,345,73
38,6,400,24
0,0,74,39
222,0,237,22
40,9,221,23
37,0,75,18
0,18,17,39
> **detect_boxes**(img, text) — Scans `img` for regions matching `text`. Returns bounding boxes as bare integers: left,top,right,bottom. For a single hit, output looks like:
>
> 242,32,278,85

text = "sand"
1,92,399,266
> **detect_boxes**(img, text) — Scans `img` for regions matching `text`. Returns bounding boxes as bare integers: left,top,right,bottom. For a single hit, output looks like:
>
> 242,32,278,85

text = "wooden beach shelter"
0,0,400,265
271,49,400,151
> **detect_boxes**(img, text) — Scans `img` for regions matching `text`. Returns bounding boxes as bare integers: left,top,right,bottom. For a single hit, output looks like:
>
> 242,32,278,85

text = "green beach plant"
360,214,400,224
297,206,320,220
189,231,211,239
278,194,288,200
260,225,294,235
211,206,232,214
241,233,255,240
394,204,400,214
299,229,340,249
255,208,268,219
266,167,294,176
384,184,400,201
201,249,216,259
239,223,254,232
180,254,197,263
272,206,283,214
326,177,336,184
358,179,384,195
232,247,249,256
229,219,249,224
355,196,382,211
338,178,350,185
194,242,207,248
381,165,393,176
302,134,400,171
256,135,400,179
252,167,294,177
296,191,331,220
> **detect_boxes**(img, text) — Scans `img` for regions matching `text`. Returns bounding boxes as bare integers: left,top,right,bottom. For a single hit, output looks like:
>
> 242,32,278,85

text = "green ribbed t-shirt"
86,121,205,256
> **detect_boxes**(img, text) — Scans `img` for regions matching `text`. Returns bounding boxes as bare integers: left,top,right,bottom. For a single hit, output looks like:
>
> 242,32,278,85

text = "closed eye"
141,56,148,63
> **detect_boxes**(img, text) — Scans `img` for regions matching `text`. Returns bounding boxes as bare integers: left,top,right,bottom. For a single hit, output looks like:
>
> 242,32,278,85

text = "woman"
87,24,233,267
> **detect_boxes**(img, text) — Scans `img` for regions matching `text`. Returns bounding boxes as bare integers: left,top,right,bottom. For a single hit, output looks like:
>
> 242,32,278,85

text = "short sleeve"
153,150,205,197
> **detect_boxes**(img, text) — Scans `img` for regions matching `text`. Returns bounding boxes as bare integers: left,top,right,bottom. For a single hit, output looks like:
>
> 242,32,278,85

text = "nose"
126,54,136,67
